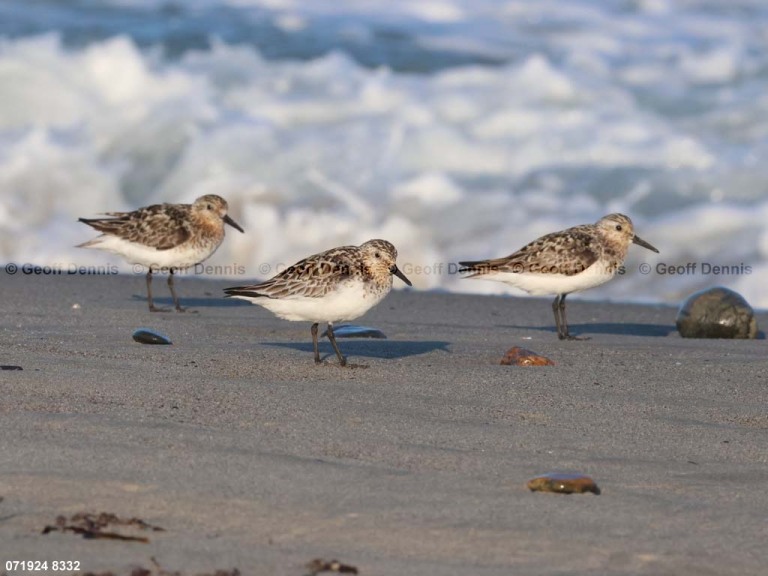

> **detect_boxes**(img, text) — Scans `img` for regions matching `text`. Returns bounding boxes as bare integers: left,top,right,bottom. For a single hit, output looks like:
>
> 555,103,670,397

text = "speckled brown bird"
225,239,411,366
460,213,658,340
78,194,244,312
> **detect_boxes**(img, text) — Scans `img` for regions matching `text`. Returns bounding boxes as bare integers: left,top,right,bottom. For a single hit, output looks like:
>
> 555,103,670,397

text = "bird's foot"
559,333,591,341
315,357,369,369
174,306,198,313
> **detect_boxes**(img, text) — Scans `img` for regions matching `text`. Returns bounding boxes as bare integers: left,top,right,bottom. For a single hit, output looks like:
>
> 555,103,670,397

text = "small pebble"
325,325,387,339
305,558,359,575
500,347,554,366
71,303,81,310
527,473,600,495
132,329,172,345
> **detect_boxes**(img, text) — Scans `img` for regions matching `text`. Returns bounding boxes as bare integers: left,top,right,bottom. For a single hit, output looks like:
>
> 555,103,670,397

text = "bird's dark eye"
615,224,623,231
374,252,381,259
207,204,214,210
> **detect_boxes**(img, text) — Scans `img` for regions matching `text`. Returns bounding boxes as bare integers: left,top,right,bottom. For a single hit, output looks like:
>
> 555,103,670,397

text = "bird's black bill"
391,265,412,286
224,214,245,233
633,235,659,253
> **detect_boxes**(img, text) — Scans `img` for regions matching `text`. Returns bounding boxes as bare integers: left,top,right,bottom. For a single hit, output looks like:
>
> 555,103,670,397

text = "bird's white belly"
85,235,218,269
237,281,388,323
477,261,617,296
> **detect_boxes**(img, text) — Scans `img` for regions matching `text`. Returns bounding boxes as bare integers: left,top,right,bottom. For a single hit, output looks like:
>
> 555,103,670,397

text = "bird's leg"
558,293,590,341
326,323,347,367
311,323,321,364
147,270,163,312
558,293,570,339
552,295,564,339
167,269,185,312
147,269,171,312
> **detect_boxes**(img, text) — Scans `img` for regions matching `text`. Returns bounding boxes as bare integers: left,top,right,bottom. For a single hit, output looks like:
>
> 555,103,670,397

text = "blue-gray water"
1,0,767,305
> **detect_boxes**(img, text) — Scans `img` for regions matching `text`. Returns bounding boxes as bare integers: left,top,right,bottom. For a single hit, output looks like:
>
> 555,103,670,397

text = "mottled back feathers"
79,203,194,250
460,213,654,278
224,239,409,300
78,194,242,252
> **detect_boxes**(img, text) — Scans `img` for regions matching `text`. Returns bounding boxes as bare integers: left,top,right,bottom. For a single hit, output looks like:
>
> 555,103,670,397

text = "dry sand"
1,273,767,575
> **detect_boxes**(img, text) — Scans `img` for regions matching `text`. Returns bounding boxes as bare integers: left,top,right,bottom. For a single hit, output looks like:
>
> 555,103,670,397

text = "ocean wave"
1,0,768,306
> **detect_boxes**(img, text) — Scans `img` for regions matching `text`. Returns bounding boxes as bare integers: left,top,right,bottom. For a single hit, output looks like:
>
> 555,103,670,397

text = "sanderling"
224,239,412,366
78,194,244,312
459,213,658,340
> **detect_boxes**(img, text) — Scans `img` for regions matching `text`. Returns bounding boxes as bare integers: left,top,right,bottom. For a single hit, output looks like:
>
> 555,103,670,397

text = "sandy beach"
1,272,767,575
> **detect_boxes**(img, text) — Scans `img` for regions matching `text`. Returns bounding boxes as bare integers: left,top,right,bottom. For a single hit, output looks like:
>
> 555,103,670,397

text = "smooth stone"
676,286,758,339
500,347,554,366
132,328,172,345
527,473,600,495
324,325,387,339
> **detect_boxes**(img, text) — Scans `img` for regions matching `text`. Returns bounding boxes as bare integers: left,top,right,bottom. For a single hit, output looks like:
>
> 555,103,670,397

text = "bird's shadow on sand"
503,322,676,337
263,340,451,360
132,295,251,308
539,323,766,339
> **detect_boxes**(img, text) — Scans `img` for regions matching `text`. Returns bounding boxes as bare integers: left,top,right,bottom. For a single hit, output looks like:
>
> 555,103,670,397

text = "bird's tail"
223,285,265,299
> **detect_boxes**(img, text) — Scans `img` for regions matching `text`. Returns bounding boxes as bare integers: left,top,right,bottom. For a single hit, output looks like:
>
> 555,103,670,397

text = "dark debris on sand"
42,512,165,543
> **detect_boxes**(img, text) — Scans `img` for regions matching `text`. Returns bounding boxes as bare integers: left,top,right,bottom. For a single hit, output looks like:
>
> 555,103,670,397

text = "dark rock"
676,287,758,339
132,328,172,345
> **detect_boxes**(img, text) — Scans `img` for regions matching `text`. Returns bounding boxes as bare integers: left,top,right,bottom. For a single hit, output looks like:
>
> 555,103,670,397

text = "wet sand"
1,273,767,575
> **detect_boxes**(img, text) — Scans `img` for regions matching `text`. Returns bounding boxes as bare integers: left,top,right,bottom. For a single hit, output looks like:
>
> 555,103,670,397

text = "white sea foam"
1,0,768,307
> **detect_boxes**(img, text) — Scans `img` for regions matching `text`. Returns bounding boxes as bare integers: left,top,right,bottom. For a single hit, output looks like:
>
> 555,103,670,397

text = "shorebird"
78,194,244,312
224,239,412,366
459,213,659,340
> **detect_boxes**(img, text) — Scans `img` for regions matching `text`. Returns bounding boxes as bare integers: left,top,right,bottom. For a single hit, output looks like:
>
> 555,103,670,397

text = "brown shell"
527,473,600,495
500,347,554,366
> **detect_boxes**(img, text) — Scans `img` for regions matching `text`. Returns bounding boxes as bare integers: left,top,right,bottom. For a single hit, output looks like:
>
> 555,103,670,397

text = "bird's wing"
79,204,191,250
460,227,599,277
225,246,360,299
